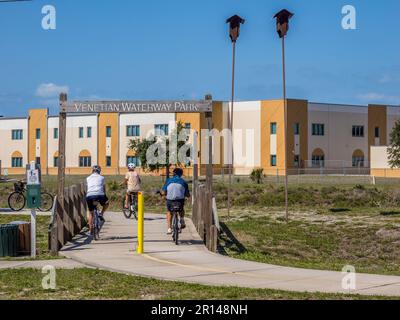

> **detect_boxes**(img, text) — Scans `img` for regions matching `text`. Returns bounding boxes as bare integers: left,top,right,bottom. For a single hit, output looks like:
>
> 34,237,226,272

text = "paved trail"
58,212,400,297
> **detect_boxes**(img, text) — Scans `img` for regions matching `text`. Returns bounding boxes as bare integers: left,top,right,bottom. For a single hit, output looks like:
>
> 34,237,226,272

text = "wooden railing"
48,182,87,255
191,182,219,252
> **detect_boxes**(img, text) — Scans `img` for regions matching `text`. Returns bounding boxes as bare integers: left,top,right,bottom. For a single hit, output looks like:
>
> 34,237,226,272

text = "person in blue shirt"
161,168,191,234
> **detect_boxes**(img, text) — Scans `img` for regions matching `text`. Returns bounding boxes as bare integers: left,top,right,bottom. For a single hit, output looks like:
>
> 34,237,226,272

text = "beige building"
0,100,399,177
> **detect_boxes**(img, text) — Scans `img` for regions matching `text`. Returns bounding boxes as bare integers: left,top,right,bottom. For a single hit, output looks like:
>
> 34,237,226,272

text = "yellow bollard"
137,192,144,254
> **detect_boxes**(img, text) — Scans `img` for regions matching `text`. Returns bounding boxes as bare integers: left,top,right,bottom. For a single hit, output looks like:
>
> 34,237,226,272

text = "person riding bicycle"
161,168,190,235
86,165,109,235
124,163,142,209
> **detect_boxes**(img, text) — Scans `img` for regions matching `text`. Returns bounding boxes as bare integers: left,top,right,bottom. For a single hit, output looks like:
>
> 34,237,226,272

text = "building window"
294,123,300,135
312,155,325,167
79,127,84,138
352,156,365,167
36,129,41,139
106,156,112,167
352,126,364,137
106,126,112,138
79,156,92,167
155,124,169,136
270,155,277,167
11,130,23,140
127,156,140,167
53,157,59,168
312,124,325,136
87,127,92,138
127,125,140,137
270,123,277,135
36,157,41,165
53,128,58,139
11,157,23,168
375,127,380,139
294,155,300,167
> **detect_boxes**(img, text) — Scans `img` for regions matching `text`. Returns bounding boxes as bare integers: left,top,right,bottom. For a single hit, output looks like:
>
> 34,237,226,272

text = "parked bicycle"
122,192,138,220
8,181,54,212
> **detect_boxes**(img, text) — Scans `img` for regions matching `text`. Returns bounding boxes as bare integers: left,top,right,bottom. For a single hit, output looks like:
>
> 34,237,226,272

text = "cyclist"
161,168,190,234
124,163,142,209
86,165,109,235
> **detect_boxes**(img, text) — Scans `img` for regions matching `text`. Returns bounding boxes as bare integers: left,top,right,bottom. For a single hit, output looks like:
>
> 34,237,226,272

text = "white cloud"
35,83,69,98
356,93,400,104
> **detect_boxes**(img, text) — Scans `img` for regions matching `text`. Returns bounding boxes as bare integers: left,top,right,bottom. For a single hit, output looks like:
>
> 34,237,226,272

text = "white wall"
119,113,176,167
222,101,261,173
371,146,389,169
308,103,369,167
0,118,28,168
47,115,98,168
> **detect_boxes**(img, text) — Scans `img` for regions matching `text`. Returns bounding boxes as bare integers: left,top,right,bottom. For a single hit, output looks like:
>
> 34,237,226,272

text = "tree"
250,168,264,184
128,122,192,177
388,120,400,168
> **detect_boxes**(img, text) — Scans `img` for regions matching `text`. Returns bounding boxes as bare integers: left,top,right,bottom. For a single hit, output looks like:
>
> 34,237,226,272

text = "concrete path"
60,212,400,297
0,259,85,269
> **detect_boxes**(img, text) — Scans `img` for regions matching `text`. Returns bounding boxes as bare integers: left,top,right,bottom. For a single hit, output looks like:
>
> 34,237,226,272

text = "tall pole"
282,36,289,222
228,41,236,218
274,9,293,223
226,15,244,218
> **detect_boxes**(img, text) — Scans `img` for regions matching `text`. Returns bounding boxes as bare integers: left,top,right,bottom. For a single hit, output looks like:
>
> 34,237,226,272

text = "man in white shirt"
86,165,109,234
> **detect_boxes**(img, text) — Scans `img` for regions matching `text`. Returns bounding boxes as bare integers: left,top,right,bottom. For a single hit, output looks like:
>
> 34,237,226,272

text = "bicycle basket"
14,182,24,192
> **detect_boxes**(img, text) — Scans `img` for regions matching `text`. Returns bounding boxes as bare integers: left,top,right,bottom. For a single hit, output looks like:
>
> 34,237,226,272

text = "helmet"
173,168,183,177
128,163,136,170
92,165,101,174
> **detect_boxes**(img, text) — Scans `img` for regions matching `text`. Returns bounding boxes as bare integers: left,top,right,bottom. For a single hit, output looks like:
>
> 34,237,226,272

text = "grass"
0,268,394,300
220,207,400,276
3,174,400,276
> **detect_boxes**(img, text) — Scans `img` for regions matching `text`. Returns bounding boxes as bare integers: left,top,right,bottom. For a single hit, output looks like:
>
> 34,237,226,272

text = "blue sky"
0,0,400,116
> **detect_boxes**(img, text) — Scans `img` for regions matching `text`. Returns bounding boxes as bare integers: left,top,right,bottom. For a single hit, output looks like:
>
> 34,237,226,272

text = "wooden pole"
57,93,67,209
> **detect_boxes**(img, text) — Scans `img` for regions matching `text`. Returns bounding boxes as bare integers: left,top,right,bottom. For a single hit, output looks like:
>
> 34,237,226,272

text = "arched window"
312,148,325,168
79,150,92,167
11,151,23,168
352,150,365,167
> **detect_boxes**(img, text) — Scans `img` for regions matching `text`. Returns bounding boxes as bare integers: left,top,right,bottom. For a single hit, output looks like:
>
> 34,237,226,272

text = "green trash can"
0,224,18,257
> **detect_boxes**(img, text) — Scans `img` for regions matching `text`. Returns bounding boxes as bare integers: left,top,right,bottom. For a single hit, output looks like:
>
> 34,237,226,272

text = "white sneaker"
167,228,172,235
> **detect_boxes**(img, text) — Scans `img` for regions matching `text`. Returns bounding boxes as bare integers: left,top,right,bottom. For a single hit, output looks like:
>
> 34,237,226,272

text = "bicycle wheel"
122,199,132,219
93,211,100,241
172,214,179,245
8,192,26,212
39,193,54,212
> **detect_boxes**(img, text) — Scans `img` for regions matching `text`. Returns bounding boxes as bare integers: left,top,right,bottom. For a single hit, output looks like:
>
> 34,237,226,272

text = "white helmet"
128,163,136,170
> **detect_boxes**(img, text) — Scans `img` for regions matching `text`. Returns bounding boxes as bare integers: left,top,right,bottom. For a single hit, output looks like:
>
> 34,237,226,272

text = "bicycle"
169,201,184,245
122,192,138,220
8,181,54,212
92,201,102,241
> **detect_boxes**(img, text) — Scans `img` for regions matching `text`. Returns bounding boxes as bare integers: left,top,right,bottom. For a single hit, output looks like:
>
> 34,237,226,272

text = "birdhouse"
226,15,245,43
273,9,294,38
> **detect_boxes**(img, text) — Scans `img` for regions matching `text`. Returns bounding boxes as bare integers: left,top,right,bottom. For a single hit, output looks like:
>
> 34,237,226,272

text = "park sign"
62,100,213,114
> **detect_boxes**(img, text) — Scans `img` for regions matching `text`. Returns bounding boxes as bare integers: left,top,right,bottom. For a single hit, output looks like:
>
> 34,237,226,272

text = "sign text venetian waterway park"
63,100,213,114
